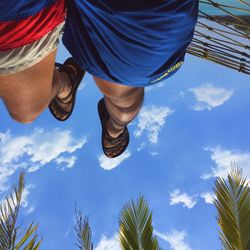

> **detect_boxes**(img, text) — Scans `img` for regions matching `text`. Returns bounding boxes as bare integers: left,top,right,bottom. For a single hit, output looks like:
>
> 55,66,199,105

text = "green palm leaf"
14,223,41,250
75,209,93,250
119,195,162,250
214,167,250,250
0,172,41,250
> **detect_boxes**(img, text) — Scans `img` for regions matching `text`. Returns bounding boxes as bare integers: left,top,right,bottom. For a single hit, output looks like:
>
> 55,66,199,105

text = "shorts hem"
0,22,64,76
0,46,58,76
75,61,155,87
75,60,181,87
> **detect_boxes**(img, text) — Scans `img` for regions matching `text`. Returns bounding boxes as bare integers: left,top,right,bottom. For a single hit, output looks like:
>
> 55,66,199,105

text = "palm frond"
0,172,24,249
214,166,250,250
119,195,162,250
75,209,93,250
14,222,42,250
0,172,41,250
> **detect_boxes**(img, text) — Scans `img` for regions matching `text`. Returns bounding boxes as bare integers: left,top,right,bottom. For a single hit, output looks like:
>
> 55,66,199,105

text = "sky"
0,42,249,249
1,2,250,250
202,0,249,15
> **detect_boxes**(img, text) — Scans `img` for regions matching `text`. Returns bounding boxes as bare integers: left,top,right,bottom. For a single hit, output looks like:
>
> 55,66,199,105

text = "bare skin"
94,76,144,156
0,50,71,123
0,51,144,157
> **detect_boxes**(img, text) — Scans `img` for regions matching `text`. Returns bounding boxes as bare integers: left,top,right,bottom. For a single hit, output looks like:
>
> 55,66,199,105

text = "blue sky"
0,41,250,250
1,0,250,247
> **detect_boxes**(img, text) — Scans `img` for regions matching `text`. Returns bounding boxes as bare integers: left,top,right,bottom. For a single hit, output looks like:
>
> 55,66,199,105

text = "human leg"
49,58,85,121
0,0,69,123
95,76,144,157
0,50,72,123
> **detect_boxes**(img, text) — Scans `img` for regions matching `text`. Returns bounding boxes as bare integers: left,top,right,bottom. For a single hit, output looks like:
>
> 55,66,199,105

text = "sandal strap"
104,140,127,152
52,98,70,116
98,98,130,158
56,66,77,103
104,128,128,146
55,59,84,103
49,57,85,121
55,62,62,68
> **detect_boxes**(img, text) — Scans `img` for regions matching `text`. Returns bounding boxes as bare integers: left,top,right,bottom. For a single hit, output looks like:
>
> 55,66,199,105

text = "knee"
115,87,144,101
116,98,144,124
9,111,37,124
8,105,43,124
106,88,144,125
109,87,144,109
117,111,136,125
4,94,50,124
96,76,143,100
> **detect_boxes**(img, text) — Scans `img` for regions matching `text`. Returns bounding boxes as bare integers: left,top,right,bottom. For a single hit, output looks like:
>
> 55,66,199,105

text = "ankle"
106,118,125,138
57,72,71,98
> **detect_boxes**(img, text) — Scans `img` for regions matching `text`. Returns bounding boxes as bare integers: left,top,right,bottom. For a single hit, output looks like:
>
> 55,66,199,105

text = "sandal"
49,57,85,121
98,98,129,158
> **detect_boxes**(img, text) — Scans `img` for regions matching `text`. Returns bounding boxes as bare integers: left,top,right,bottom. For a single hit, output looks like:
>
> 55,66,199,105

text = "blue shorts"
63,0,198,87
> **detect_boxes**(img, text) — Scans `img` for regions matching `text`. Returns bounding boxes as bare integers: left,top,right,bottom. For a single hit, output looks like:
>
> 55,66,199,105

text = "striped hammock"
187,0,250,74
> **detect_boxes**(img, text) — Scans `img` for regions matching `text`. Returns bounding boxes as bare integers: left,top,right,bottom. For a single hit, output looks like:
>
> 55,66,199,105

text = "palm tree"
75,167,250,250
5,167,249,250
214,167,250,250
118,195,162,250
0,172,41,250
75,209,93,250
75,196,162,250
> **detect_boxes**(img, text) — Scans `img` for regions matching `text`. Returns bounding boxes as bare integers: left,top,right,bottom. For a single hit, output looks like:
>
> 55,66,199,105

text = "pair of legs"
0,50,144,145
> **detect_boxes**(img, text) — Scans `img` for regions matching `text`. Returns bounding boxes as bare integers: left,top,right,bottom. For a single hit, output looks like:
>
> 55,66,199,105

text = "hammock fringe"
187,0,250,74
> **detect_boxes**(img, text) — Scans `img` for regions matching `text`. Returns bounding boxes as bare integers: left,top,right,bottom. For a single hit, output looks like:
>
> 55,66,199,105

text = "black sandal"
49,57,85,121
98,98,129,158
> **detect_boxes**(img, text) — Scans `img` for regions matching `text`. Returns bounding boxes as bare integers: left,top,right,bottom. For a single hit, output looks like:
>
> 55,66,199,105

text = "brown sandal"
49,57,85,121
98,98,129,158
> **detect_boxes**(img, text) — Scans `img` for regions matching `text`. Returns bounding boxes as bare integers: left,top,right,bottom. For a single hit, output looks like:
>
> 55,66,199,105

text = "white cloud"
55,156,77,170
78,82,86,91
28,165,41,173
26,206,35,214
0,128,86,191
22,185,36,214
145,82,165,92
179,91,185,98
202,146,250,180
0,184,34,218
134,105,174,144
149,152,159,156
155,230,192,250
200,192,215,204
137,142,146,151
21,184,34,208
169,189,197,209
26,128,85,165
98,151,131,170
189,84,234,111
95,234,120,250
